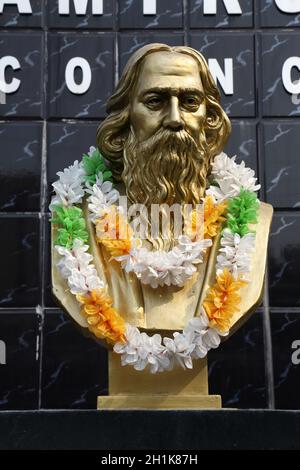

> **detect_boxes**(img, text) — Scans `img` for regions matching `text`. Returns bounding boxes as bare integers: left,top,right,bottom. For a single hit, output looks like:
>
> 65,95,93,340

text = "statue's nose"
163,97,184,131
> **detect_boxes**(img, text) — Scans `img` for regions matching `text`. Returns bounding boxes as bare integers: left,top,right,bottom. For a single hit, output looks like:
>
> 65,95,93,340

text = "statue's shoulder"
229,200,273,335
259,201,273,221
256,201,273,241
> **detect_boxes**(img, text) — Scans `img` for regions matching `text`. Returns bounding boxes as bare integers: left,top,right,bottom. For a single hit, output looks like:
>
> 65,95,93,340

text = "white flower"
207,152,260,203
113,310,225,373
216,228,256,279
164,332,195,369
184,313,220,358
114,325,170,374
50,160,85,209
115,236,212,288
86,174,119,221
88,146,96,157
55,239,104,294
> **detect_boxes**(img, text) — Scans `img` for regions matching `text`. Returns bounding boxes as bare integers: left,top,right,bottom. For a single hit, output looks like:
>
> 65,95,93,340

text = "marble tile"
271,311,300,409
0,122,42,212
119,32,184,74
0,311,40,410
189,33,255,117
47,33,114,119
189,0,253,29
41,310,107,409
47,0,114,29
208,312,267,408
261,33,300,117
262,122,300,208
119,0,183,29
225,120,257,174
0,216,40,307
0,32,44,118
260,1,300,28
0,0,43,29
268,214,300,307
47,121,99,205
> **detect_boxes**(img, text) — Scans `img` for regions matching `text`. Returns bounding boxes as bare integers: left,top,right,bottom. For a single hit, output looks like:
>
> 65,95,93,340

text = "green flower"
51,205,88,249
226,189,259,237
82,148,112,185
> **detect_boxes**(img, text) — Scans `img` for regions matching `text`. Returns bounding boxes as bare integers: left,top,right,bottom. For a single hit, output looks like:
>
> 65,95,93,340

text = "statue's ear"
205,103,231,157
112,127,129,150
206,106,223,130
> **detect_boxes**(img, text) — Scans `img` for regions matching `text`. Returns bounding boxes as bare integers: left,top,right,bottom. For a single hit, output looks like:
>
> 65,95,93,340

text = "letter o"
65,57,91,95
282,57,300,95
275,0,300,14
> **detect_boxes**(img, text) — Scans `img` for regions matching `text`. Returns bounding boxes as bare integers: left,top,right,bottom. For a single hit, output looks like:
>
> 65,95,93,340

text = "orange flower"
203,196,227,238
95,206,133,257
77,289,126,344
184,208,203,241
100,238,132,258
203,269,247,332
184,196,227,241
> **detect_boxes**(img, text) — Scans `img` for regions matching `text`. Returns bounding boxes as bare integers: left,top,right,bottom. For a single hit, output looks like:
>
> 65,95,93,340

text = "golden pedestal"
97,352,221,410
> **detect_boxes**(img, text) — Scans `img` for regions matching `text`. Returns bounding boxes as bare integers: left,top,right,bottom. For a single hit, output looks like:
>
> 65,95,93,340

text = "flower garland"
90,190,227,289
50,148,260,373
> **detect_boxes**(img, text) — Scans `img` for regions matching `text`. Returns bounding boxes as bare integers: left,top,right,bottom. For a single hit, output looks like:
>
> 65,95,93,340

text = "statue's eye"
145,96,163,109
181,95,201,110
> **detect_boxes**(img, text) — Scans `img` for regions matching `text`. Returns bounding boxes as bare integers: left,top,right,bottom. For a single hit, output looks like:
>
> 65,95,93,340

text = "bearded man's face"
122,51,209,207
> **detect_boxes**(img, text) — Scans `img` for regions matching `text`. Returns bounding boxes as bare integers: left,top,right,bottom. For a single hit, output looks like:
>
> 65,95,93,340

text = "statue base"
97,352,221,410
97,394,221,410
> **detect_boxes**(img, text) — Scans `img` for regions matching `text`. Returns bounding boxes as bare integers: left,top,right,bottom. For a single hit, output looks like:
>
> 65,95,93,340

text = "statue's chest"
94,240,220,331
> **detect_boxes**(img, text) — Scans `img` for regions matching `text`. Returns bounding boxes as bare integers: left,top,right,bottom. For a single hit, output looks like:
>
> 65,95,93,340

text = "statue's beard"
123,128,208,205
122,128,209,250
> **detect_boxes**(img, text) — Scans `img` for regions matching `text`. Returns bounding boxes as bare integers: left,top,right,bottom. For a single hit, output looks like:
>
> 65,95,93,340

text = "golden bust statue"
51,44,273,408
53,43,272,332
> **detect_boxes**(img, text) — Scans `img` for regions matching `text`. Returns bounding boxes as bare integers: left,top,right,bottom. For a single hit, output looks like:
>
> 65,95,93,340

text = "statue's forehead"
134,51,204,95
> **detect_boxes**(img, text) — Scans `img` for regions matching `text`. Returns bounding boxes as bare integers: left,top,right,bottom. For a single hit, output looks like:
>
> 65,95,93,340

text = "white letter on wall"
0,340,6,365
0,56,21,94
143,0,156,15
0,0,32,13
275,0,300,13
291,340,300,365
58,0,103,15
65,57,91,95
282,57,300,94
208,58,234,95
203,0,242,15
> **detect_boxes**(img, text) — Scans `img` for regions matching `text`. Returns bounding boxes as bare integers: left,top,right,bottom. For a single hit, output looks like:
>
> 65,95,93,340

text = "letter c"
0,56,21,94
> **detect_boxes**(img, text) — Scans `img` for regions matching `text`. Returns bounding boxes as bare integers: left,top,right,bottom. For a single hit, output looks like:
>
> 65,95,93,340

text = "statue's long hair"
97,43,231,180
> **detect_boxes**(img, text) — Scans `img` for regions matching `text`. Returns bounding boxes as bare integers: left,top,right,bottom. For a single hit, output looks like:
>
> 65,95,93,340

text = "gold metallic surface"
97,352,221,410
51,44,273,408
97,395,221,410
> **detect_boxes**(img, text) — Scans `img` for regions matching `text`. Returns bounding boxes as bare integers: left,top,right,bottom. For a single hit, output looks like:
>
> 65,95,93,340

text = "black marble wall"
0,0,300,411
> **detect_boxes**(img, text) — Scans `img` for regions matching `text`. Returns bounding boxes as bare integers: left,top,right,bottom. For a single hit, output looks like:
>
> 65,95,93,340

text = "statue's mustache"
136,128,201,155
